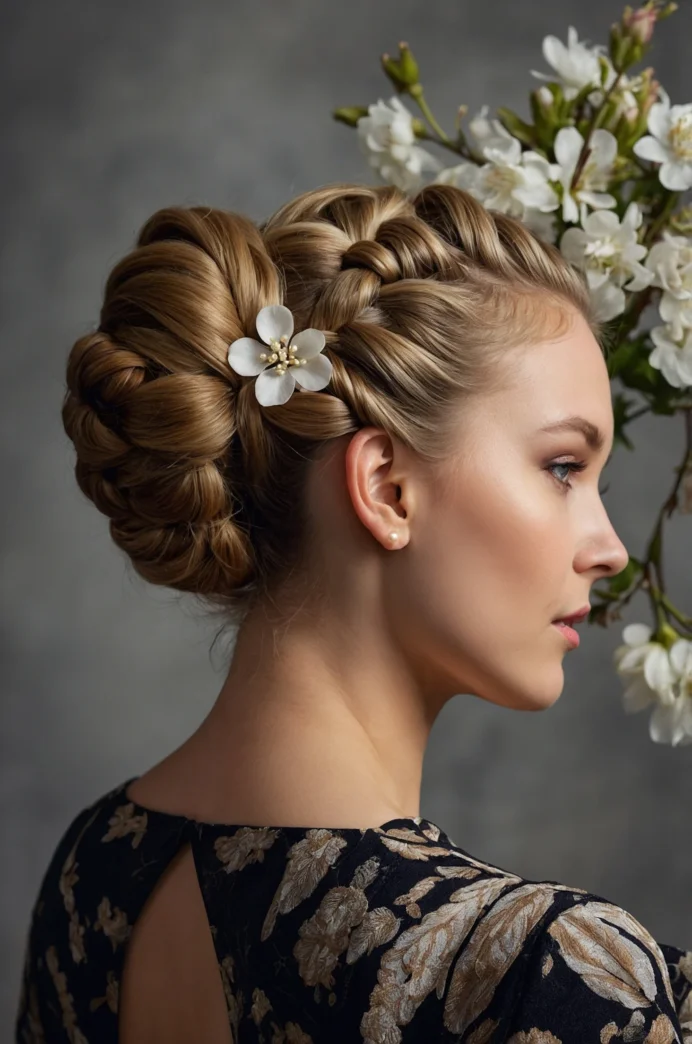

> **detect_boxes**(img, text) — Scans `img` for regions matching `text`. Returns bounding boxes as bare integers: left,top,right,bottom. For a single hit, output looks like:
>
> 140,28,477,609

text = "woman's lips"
552,621,580,648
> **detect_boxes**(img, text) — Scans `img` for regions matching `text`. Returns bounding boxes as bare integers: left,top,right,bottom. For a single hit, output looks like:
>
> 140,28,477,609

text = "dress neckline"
119,775,436,836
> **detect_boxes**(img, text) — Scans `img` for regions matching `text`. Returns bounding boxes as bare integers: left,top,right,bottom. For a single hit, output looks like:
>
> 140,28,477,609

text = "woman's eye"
547,460,610,496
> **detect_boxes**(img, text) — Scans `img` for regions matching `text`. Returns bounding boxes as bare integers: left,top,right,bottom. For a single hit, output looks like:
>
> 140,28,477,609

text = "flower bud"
381,41,420,92
333,106,370,128
622,4,658,44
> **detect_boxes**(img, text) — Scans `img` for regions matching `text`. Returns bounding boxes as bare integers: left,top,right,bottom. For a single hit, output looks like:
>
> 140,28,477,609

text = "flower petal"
649,702,678,745
256,305,294,346
659,161,692,192
669,639,692,680
621,677,655,714
647,100,672,142
290,328,326,360
293,353,334,392
623,622,654,646
228,338,270,376
254,368,296,406
554,126,583,174
633,135,669,164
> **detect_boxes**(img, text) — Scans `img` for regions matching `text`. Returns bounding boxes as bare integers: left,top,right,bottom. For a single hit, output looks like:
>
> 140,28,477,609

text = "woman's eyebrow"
539,416,613,461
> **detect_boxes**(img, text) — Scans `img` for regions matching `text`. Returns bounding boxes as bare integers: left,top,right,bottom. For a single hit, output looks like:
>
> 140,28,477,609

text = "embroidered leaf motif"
360,876,512,1043
548,903,659,1008
377,836,454,861
586,901,676,1009
214,827,279,873
346,908,400,963
393,876,443,918
468,1017,502,1043
506,1030,562,1043
261,830,348,941
294,885,369,988
435,864,483,880
644,1013,682,1043
351,856,381,892
444,883,558,1035
100,803,148,849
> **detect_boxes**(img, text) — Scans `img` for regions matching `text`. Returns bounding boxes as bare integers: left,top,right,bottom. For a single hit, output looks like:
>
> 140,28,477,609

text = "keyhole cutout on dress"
118,841,232,1044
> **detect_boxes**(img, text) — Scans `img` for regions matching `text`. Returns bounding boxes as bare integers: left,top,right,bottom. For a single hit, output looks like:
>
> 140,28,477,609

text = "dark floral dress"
15,777,692,1043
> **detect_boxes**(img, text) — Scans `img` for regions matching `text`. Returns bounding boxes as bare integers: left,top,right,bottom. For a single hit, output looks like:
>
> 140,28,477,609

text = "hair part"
62,183,603,627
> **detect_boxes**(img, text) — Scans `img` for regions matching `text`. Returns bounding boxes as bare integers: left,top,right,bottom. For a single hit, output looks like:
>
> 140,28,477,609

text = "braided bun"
63,184,599,623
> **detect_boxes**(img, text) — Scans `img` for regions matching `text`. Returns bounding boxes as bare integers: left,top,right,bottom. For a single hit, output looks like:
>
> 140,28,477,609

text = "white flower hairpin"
228,305,333,407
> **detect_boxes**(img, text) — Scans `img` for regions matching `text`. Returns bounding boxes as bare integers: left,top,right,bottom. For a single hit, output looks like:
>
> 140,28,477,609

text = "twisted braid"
63,183,599,622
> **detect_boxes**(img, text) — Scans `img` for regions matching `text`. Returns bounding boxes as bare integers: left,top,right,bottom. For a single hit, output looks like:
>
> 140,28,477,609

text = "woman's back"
16,776,692,1043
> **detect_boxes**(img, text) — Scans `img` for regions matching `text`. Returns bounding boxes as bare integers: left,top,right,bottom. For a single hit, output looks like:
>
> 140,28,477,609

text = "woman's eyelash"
547,460,611,496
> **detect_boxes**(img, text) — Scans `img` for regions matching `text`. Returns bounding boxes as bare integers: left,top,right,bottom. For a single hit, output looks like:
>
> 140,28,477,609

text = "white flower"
436,128,560,236
644,231,692,341
559,202,653,321
614,623,692,747
633,86,692,191
357,97,441,193
649,325,692,389
228,305,333,407
554,126,618,225
531,26,608,101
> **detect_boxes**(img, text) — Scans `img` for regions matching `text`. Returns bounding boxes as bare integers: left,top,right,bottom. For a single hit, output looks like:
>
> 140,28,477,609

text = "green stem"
409,85,451,144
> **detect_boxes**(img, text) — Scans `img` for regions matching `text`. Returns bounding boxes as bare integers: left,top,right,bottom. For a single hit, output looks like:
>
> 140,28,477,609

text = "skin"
128,308,629,830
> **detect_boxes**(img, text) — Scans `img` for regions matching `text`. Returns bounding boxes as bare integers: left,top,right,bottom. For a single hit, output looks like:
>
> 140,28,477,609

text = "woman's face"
384,309,629,711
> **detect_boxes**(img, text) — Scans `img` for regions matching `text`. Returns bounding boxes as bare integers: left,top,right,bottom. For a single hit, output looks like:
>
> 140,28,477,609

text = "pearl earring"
388,532,399,544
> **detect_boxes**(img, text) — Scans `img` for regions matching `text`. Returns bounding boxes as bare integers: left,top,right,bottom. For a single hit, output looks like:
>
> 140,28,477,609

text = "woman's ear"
344,427,411,549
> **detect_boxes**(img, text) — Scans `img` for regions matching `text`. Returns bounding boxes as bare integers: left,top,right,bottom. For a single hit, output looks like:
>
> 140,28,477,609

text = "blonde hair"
62,182,602,625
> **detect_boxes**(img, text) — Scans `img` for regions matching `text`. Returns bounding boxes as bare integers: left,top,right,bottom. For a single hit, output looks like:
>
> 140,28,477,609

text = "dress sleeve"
502,898,689,1044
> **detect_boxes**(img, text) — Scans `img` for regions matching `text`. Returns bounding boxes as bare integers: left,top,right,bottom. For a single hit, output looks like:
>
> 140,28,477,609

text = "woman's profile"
15,182,692,1042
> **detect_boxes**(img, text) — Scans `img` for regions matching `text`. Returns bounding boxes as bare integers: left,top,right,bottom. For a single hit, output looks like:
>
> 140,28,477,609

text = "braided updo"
62,183,601,624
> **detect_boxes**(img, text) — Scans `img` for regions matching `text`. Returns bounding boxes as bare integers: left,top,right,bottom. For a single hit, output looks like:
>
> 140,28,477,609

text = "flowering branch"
333,1,692,747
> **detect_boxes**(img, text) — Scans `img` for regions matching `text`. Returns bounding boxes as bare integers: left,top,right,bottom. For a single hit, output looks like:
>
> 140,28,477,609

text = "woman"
15,182,692,1043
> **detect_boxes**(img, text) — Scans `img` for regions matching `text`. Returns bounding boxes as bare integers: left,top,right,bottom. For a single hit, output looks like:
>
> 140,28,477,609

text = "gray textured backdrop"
3,0,692,1032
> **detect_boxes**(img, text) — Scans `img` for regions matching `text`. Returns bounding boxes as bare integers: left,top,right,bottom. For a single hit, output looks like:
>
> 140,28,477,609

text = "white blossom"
644,231,692,341
553,126,618,225
559,202,653,321
614,623,692,747
228,305,332,407
436,115,559,241
356,97,441,193
531,26,607,102
633,86,692,191
649,325,692,389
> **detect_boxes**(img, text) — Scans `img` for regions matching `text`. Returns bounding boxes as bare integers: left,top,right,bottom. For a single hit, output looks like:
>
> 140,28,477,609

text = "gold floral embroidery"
360,875,515,1043
261,829,349,941
93,897,131,951
467,1017,502,1044
375,825,456,862
100,802,147,848
268,1021,314,1043
68,912,86,964
250,986,272,1025
19,979,46,1043
59,847,87,964
393,876,444,918
89,971,119,1014
214,827,279,873
644,1013,681,1043
506,1031,562,1043
444,883,558,1036
585,901,676,1009
218,955,243,1040
294,856,396,998
548,903,662,1008
45,946,89,1044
